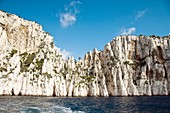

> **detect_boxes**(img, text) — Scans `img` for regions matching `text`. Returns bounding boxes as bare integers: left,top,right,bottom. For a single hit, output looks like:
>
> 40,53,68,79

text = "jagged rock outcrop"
0,10,170,96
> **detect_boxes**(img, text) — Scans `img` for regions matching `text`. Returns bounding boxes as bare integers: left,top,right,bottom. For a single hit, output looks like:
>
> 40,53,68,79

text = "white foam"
52,105,85,113
20,105,85,113
20,107,41,113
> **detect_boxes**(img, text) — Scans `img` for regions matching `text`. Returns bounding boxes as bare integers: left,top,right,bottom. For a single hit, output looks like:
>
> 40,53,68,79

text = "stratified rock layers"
0,10,170,96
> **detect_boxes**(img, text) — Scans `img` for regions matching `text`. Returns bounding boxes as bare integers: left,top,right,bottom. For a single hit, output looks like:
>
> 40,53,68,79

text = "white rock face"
0,10,170,96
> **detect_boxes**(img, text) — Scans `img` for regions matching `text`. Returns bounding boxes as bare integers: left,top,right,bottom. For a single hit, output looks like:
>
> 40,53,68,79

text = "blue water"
0,96,170,113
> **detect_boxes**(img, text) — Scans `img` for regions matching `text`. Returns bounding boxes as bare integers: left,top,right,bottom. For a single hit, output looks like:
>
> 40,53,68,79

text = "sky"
0,0,170,59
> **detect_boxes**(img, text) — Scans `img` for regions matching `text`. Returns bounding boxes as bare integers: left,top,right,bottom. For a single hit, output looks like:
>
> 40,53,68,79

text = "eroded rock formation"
0,10,170,96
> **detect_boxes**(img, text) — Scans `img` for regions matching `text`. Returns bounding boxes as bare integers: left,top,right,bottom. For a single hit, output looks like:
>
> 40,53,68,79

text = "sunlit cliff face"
0,10,170,96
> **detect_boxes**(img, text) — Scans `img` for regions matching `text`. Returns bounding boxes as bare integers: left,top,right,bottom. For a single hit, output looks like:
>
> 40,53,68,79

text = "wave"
20,106,85,113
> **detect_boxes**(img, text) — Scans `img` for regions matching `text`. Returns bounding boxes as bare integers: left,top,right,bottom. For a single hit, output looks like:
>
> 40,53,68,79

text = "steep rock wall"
84,36,170,96
0,10,170,96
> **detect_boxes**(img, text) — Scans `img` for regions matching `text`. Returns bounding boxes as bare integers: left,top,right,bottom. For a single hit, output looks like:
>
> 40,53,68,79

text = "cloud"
120,27,136,35
135,9,147,20
57,48,71,59
119,10,146,35
60,13,76,28
70,1,81,6
59,1,81,28
61,49,71,59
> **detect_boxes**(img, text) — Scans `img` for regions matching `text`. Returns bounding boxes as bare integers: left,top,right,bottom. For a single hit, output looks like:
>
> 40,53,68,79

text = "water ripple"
0,96,170,113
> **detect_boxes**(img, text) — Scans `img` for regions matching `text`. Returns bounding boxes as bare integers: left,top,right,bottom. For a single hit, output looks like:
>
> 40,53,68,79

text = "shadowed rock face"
0,10,170,96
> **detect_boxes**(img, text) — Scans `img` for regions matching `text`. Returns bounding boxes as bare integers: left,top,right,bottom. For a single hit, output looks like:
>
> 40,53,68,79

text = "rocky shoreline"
0,10,170,96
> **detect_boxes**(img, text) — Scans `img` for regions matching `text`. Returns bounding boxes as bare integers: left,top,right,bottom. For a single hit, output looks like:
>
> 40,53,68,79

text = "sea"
0,96,170,113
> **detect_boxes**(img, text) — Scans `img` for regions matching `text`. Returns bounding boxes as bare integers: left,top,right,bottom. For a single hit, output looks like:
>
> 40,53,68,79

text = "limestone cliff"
84,35,170,96
0,10,170,96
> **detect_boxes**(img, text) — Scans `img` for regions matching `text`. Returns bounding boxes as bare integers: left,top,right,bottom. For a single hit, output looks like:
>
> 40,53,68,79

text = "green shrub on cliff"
20,52,36,72
0,67,7,72
35,59,44,70
163,36,170,39
50,42,54,48
10,49,17,57
150,35,156,37
25,53,36,66
42,72,52,79
123,61,130,65
80,75,96,82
